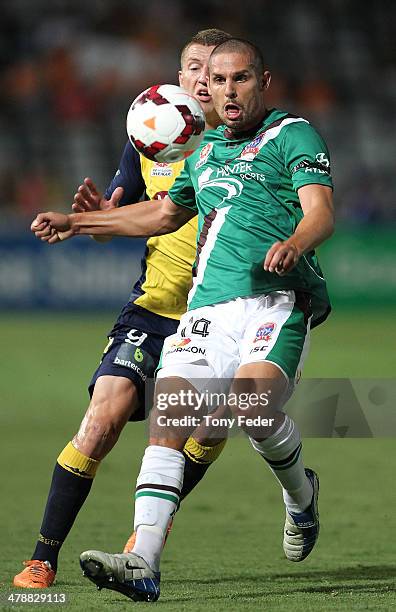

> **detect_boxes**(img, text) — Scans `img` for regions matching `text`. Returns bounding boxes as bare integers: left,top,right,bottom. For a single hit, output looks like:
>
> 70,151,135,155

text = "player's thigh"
89,304,177,421
149,376,207,449
89,374,139,423
230,361,288,437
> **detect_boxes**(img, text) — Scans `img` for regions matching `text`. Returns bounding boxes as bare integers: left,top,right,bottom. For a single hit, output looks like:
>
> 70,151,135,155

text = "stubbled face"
208,51,270,133
179,44,217,119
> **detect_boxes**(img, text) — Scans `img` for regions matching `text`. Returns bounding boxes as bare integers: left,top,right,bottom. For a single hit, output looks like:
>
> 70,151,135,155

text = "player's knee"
73,415,120,458
73,415,123,459
227,392,278,424
88,413,122,442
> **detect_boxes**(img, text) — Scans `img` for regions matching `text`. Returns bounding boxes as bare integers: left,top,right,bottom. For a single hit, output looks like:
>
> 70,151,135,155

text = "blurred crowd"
1,0,395,226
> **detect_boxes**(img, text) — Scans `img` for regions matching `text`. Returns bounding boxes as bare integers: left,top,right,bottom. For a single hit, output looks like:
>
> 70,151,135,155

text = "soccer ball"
126,84,205,163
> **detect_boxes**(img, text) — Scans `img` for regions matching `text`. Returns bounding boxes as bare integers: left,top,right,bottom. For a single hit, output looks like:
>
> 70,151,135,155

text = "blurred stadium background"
1,0,396,312
1,1,395,609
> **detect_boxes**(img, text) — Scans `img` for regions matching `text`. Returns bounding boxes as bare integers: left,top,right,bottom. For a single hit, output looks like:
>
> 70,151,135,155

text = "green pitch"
1,310,395,611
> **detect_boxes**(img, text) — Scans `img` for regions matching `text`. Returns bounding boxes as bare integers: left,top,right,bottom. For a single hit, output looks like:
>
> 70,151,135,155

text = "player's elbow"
316,193,336,241
90,234,113,243
326,206,336,238
157,197,191,234
151,211,178,235
162,214,186,234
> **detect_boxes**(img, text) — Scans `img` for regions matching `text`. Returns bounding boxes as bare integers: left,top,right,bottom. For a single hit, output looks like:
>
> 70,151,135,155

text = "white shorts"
157,291,311,398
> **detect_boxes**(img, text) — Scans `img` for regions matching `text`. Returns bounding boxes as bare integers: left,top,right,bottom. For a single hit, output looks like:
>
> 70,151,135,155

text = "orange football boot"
123,520,174,554
13,560,55,588
123,531,137,554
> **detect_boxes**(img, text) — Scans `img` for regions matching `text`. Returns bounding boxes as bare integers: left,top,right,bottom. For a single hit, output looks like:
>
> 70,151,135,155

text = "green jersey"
168,108,333,327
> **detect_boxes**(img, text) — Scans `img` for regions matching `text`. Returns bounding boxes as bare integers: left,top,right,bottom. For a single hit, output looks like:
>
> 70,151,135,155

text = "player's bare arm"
30,186,124,242
31,195,194,243
264,184,334,275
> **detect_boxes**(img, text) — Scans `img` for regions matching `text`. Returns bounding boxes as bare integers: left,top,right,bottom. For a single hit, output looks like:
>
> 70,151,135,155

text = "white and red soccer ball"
126,84,205,163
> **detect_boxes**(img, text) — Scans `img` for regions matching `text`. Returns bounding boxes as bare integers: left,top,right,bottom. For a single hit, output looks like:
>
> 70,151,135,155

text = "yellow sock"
57,442,100,479
183,437,226,464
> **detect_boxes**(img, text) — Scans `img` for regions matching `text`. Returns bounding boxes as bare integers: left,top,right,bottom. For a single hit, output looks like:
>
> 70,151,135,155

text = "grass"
0,310,395,610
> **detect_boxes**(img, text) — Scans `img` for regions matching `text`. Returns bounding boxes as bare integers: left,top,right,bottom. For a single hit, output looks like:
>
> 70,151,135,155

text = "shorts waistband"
264,290,295,308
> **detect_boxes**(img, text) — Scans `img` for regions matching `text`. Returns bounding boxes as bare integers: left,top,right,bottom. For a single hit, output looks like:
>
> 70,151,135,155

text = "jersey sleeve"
167,159,197,211
104,141,146,205
281,122,334,192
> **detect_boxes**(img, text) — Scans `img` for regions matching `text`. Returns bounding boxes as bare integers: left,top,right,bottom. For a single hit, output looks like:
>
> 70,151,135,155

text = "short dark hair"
180,28,233,67
209,38,265,76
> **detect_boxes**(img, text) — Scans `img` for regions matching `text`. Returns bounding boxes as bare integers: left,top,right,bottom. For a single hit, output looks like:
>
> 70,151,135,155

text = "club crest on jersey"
195,143,213,169
254,322,276,343
151,162,173,177
238,132,266,161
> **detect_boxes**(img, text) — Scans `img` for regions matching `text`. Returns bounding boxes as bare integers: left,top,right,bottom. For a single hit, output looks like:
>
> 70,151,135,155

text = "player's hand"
72,178,123,212
31,212,74,244
264,240,301,276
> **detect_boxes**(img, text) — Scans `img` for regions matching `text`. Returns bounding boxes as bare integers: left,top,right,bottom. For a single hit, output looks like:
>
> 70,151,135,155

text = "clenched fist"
31,212,74,244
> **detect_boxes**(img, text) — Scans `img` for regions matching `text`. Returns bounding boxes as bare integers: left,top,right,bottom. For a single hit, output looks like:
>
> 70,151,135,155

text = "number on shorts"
125,329,148,346
191,318,211,337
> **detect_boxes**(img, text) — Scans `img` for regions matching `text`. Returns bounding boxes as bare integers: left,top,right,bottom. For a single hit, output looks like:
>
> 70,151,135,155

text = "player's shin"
249,415,313,513
132,445,184,572
181,436,226,499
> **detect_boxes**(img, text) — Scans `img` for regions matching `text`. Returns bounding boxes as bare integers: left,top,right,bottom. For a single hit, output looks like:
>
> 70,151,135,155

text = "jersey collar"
223,109,273,140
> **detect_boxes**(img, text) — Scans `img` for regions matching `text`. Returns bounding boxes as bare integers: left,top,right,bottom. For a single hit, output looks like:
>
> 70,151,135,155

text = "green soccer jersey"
168,108,334,327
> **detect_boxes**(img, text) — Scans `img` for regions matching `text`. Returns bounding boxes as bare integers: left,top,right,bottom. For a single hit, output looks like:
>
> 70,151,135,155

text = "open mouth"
224,103,242,120
196,89,212,103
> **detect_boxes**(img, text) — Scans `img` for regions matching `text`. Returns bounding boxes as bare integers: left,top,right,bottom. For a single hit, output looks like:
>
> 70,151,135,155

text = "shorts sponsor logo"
166,344,206,356
114,356,147,380
250,345,268,354
113,342,155,380
151,162,173,177
254,322,276,343
195,142,213,169
171,338,191,348
134,347,144,362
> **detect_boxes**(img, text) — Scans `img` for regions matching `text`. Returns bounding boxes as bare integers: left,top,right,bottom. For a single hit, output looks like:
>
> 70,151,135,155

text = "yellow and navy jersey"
104,141,197,319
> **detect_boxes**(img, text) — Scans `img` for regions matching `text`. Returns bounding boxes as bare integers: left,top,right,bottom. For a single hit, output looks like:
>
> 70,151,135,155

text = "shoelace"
23,561,51,579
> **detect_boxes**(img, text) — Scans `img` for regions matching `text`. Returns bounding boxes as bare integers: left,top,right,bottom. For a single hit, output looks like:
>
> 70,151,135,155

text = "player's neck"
224,109,270,139
205,110,223,131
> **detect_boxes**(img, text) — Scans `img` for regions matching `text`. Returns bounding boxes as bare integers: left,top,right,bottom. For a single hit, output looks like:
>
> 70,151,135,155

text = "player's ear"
178,70,183,86
262,70,271,90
